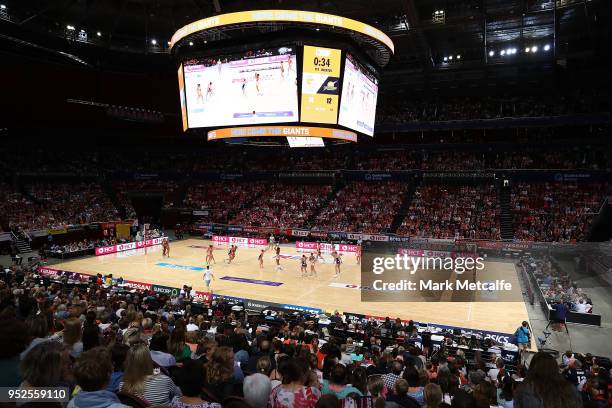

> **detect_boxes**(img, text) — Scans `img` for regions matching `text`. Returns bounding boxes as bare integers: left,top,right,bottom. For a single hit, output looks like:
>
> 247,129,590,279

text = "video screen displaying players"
338,53,379,136
183,46,299,128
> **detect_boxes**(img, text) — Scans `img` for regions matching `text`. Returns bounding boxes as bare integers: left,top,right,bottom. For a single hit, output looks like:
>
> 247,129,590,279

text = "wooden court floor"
51,239,530,336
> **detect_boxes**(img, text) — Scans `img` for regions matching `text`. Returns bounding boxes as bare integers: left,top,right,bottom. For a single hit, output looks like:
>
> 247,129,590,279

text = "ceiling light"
488,50,495,57
544,44,551,51
525,47,530,53
443,56,448,62
66,25,75,30
456,54,461,59
189,41,194,46
531,46,538,53
151,39,157,45
448,55,453,60
0,4,6,10
500,50,506,56
96,31,102,37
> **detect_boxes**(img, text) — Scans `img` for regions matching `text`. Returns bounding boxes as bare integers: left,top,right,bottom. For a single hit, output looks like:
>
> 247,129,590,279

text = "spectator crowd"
0,264,609,408
397,184,501,240
315,182,407,234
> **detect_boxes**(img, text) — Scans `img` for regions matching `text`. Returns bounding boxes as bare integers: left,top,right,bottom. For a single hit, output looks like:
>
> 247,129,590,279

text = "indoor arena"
1,1,611,407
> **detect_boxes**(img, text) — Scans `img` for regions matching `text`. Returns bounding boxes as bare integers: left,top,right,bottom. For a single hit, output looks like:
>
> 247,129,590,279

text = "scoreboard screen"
179,45,381,139
183,46,299,128
177,63,188,132
300,45,342,124
338,53,379,136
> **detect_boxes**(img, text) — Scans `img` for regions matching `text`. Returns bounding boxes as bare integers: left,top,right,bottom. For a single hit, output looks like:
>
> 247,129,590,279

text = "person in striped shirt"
119,343,181,405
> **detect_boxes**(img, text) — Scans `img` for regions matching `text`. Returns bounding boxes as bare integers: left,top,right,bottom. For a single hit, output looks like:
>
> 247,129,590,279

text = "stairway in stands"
100,178,127,219
498,184,514,240
12,232,32,254
389,181,417,233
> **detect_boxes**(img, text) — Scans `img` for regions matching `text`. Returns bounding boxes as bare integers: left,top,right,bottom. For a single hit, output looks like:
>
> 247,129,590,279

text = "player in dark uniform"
332,250,342,277
300,254,308,277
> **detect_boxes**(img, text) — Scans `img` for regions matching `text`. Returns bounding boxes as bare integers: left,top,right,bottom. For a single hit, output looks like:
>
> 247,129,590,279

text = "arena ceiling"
0,0,609,86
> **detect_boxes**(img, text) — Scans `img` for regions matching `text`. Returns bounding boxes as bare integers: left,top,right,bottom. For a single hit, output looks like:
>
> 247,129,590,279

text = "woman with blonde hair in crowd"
119,343,180,405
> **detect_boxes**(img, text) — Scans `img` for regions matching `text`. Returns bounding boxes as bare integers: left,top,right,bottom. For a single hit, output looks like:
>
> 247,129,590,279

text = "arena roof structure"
1,0,607,76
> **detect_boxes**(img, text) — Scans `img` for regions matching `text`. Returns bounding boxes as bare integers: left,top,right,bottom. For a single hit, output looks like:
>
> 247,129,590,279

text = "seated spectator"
19,341,71,391
21,314,61,360
62,318,84,358
513,352,581,408
119,343,181,405
204,346,243,402
243,373,272,408
423,383,445,408
383,360,404,391
321,363,363,399
387,379,420,408
269,358,321,408
68,347,130,408
403,366,426,406
168,326,192,361
172,359,221,408
108,344,129,393
150,332,176,368
0,316,29,387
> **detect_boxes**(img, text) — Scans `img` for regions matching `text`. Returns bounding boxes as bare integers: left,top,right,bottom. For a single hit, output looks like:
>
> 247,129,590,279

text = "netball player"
206,81,214,101
356,246,361,265
161,238,170,257
332,250,342,277
309,252,317,277
230,245,237,264
196,83,204,104
258,249,264,270
275,244,284,272
300,254,308,277
255,72,261,96
268,234,276,251
206,244,215,265
203,265,214,293
287,56,294,72
316,246,324,261
225,245,234,264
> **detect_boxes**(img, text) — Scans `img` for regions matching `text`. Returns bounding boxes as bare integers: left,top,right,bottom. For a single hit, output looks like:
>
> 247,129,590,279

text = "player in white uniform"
203,265,214,293
268,234,276,251
309,252,317,277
